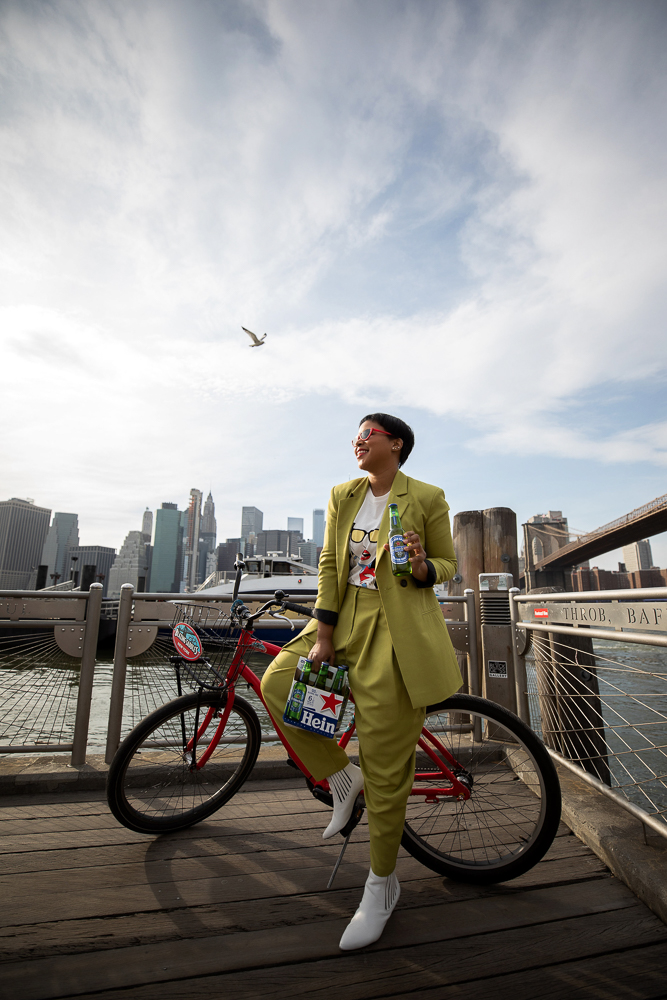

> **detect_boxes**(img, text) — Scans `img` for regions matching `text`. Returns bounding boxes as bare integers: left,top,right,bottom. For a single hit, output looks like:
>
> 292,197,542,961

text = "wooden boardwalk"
1,778,667,1000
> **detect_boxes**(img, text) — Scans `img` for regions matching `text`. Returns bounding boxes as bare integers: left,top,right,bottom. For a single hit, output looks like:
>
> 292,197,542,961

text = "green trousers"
260,586,425,876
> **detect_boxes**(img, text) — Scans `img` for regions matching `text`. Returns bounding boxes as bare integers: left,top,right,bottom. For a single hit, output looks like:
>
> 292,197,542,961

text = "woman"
261,413,461,950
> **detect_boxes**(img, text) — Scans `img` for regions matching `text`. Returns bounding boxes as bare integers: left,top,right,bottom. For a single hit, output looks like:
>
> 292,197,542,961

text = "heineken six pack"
283,656,350,739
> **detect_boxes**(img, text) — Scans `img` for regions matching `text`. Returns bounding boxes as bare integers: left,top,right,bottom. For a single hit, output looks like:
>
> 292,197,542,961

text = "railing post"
464,588,480,697
105,583,134,764
509,587,530,724
464,588,483,743
70,583,103,767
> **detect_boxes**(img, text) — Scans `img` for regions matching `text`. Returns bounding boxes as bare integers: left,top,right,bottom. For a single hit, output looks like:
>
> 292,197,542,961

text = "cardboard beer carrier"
283,656,350,739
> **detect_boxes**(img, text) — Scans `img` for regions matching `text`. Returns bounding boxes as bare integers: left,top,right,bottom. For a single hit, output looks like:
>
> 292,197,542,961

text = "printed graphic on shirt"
348,487,390,590
349,525,379,589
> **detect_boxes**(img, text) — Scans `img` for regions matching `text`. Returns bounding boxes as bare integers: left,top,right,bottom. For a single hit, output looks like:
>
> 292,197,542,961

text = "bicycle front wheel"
107,691,262,834
402,694,561,884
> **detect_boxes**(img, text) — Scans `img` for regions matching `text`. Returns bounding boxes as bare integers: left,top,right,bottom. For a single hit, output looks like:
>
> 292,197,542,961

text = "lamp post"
70,555,79,585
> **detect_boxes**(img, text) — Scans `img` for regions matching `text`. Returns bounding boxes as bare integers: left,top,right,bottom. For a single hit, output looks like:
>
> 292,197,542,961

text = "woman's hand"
385,532,428,581
308,623,336,670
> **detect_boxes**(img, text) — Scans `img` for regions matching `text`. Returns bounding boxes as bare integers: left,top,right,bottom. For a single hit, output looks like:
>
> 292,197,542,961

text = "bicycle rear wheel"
107,691,261,834
402,694,561,883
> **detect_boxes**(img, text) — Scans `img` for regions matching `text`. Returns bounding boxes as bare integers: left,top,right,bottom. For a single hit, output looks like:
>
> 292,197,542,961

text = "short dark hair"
359,413,414,467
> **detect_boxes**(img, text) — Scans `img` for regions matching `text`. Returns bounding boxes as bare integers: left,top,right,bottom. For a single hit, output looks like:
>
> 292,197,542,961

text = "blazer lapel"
336,479,367,600
376,470,410,568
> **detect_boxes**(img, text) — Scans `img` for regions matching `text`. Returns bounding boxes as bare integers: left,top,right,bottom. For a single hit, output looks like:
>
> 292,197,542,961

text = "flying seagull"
242,326,267,347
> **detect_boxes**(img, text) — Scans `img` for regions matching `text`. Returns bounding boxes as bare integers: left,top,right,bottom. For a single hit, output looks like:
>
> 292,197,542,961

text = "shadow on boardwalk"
1,778,667,999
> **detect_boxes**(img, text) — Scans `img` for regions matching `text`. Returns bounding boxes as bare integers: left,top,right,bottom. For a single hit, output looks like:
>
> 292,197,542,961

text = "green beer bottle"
315,661,330,689
332,664,349,694
298,657,314,684
388,503,411,577
286,676,306,721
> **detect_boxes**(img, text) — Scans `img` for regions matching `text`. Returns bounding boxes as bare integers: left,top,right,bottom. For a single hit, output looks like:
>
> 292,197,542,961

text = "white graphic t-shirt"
348,487,390,590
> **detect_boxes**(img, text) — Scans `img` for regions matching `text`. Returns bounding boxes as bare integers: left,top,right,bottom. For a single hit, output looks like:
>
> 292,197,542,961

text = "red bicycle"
107,578,561,884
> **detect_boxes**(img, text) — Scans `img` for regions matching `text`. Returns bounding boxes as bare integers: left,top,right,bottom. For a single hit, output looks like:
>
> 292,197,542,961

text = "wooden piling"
451,511,484,693
482,507,519,583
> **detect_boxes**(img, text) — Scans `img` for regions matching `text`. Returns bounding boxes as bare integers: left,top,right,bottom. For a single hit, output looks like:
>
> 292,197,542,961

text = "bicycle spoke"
403,696,560,882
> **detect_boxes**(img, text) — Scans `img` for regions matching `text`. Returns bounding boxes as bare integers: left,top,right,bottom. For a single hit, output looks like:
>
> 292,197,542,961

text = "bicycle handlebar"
237,589,315,627
280,599,314,619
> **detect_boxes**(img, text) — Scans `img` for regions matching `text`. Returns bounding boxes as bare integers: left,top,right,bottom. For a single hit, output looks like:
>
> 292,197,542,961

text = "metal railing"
510,587,667,841
103,585,480,763
0,583,479,768
0,585,103,765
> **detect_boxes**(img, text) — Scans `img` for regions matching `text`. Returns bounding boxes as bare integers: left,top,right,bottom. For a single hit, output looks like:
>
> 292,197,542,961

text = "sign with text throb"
522,601,667,633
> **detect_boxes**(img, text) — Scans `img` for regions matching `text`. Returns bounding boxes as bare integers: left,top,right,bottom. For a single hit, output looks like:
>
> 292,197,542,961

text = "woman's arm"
308,487,340,668
313,487,339,625
418,489,457,586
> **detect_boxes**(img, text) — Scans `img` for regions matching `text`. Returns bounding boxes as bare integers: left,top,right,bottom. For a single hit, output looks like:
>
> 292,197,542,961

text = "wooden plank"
0,863,616,964
0,836,601,917
0,819,584,880
0,870,622,965
0,841,612,930
1,894,662,1000
382,942,667,999
0,807,576,861
0,809,339,855
0,785,325,827
0,796,330,837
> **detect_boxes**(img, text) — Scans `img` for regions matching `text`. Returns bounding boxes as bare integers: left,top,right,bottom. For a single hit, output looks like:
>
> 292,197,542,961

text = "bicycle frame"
180,626,471,802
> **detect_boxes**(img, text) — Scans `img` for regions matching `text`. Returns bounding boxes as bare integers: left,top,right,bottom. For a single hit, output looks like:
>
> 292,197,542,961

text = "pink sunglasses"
352,427,393,445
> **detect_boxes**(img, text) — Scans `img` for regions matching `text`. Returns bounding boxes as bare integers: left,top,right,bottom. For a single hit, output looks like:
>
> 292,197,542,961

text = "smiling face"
353,420,402,475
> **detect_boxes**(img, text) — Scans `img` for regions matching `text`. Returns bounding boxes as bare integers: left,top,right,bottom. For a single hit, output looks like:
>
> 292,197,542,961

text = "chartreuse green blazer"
306,469,462,708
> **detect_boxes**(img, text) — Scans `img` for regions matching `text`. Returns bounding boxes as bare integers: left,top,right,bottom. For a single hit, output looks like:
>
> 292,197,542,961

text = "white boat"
198,554,319,598
197,553,448,600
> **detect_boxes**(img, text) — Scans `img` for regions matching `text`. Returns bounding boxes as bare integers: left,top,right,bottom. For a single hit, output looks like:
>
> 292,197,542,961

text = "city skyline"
5,487,665,584
1,2,666,572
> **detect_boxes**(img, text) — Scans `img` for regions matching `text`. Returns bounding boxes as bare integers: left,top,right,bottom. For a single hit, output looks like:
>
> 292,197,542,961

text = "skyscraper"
141,508,153,542
0,498,51,590
202,493,217,536
298,540,319,567
198,492,218,585
313,509,325,548
623,539,654,573
65,545,116,596
183,489,203,591
287,517,304,537
36,512,79,589
241,507,263,553
255,529,302,558
107,531,150,598
149,503,184,593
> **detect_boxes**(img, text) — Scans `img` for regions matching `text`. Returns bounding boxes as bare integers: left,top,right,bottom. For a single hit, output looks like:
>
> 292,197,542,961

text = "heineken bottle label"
283,661,349,738
389,535,409,564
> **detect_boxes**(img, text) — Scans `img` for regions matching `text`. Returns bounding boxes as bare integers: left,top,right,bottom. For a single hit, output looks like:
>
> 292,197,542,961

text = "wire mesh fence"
0,630,81,749
525,633,667,827
115,630,280,742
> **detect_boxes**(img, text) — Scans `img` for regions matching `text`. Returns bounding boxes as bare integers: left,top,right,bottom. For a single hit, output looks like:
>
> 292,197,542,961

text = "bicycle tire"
107,691,262,834
402,694,561,884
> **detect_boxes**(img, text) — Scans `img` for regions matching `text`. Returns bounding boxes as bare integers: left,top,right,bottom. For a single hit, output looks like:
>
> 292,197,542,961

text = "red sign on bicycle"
172,622,202,660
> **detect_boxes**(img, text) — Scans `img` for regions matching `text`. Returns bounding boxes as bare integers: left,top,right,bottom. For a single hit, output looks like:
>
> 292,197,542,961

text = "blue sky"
1,0,666,569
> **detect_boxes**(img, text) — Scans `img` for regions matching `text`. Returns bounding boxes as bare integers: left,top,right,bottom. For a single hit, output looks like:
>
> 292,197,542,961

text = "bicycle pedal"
339,792,365,838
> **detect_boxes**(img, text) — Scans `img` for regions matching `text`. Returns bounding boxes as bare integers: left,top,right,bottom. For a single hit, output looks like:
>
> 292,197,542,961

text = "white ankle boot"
339,868,400,950
322,762,364,840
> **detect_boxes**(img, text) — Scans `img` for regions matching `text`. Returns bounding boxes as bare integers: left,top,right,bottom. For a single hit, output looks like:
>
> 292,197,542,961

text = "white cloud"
1,0,666,545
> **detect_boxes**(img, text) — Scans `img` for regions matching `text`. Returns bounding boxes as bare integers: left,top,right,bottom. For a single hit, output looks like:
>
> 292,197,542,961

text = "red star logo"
319,691,343,715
